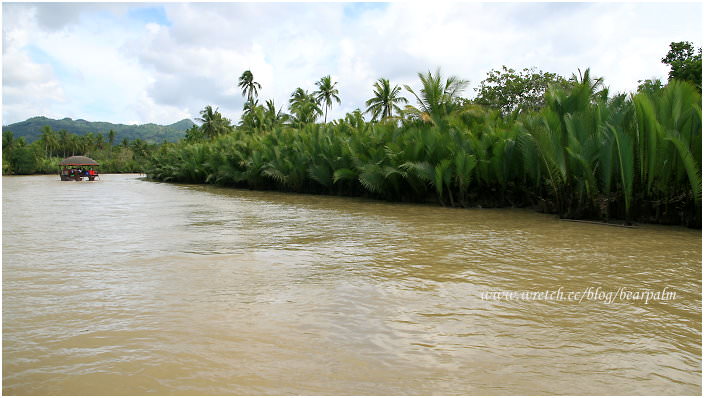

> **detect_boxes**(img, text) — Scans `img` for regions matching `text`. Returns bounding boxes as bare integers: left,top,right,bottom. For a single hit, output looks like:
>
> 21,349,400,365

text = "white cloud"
2,50,66,123
2,2,701,125
2,5,66,122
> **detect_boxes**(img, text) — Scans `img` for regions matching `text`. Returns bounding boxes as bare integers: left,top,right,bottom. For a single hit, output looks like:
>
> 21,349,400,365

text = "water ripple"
3,174,701,394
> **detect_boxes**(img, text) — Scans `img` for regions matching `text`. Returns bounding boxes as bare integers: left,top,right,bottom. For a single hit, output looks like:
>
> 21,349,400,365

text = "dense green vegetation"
4,42,701,227
2,128,158,174
2,116,193,144
2,117,193,175
473,66,570,114
662,41,702,91
148,56,702,227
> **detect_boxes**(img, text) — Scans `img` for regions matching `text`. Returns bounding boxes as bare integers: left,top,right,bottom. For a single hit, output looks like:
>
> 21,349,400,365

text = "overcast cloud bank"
2,2,701,125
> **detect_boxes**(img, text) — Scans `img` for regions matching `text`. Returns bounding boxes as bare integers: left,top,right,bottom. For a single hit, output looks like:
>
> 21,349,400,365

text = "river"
2,174,701,394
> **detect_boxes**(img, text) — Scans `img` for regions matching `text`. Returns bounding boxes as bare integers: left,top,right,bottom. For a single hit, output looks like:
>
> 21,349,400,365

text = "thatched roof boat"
59,156,100,181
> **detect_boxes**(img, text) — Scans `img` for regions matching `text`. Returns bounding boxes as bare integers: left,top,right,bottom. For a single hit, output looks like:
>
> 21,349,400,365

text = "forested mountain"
2,116,194,144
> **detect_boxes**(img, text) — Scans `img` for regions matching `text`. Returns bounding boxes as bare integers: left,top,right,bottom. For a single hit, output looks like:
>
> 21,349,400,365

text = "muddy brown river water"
2,174,701,394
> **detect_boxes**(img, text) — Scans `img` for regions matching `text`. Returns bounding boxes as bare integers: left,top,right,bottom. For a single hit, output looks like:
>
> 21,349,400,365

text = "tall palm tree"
58,129,69,157
404,68,469,125
85,132,95,152
108,129,116,154
197,105,231,139
365,78,408,121
242,99,259,117
314,75,341,123
289,88,322,126
39,125,57,158
240,99,266,132
96,133,105,150
289,87,309,106
68,134,82,156
238,70,262,102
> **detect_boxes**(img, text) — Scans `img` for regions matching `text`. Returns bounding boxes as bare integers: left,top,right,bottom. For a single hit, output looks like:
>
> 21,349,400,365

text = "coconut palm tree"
197,105,218,139
239,99,271,133
365,78,408,121
264,99,289,127
289,88,322,127
238,70,262,102
314,75,341,123
242,99,259,117
95,133,105,150
289,87,308,106
197,105,231,139
404,68,469,126
58,129,70,157
38,125,58,158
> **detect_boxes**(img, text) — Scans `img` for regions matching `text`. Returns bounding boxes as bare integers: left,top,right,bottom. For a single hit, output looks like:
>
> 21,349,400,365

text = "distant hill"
2,116,195,144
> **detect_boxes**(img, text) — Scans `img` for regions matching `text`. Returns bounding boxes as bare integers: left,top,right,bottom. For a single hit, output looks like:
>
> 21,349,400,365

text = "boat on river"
59,156,100,181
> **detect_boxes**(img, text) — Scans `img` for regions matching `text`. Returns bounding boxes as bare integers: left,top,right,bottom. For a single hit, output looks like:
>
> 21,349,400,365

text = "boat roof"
59,156,99,166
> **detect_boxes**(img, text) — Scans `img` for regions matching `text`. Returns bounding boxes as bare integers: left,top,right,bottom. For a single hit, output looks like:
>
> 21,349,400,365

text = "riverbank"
2,130,157,175
147,80,701,229
159,177,663,228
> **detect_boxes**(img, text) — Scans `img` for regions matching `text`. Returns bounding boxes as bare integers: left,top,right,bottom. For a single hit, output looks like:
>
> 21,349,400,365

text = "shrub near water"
148,74,701,228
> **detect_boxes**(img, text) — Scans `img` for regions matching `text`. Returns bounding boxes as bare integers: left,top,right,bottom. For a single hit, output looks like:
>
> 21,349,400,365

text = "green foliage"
2,126,157,175
9,54,700,227
10,146,38,174
365,78,407,121
184,125,205,142
474,66,568,114
633,79,702,205
662,41,702,90
196,105,234,139
147,67,701,227
404,68,469,127
238,70,262,102
637,78,664,95
239,99,289,134
289,88,323,127
314,75,341,123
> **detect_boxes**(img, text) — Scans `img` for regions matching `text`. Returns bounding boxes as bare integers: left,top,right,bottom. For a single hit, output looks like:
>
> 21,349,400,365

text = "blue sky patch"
127,5,170,26
24,44,77,82
25,44,52,65
343,2,387,19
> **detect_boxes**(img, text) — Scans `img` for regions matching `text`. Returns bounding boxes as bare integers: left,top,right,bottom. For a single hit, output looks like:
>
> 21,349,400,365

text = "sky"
2,1,702,126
